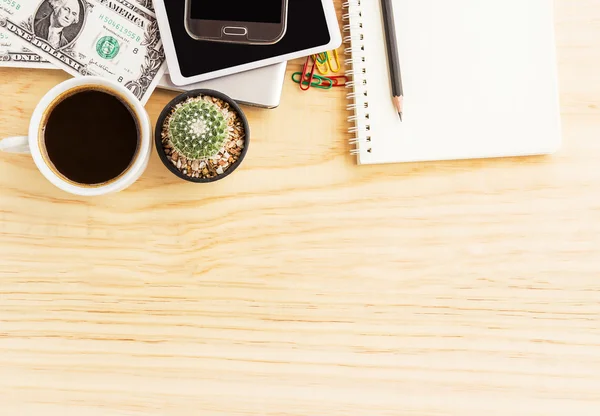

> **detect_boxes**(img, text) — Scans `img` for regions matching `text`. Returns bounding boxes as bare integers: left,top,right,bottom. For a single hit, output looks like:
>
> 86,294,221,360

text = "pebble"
192,160,200,171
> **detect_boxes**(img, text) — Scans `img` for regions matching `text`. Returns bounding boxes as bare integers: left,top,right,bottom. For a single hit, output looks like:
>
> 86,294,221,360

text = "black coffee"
44,89,139,185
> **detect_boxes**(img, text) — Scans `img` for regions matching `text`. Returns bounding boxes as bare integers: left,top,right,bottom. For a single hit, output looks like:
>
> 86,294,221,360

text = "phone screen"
190,0,283,24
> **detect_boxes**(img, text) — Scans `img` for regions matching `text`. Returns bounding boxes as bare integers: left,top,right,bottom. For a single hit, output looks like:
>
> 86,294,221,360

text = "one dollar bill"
0,0,152,68
0,30,54,67
0,0,165,103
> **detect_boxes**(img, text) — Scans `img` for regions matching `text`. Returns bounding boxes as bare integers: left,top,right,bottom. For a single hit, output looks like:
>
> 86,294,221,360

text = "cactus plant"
168,98,228,160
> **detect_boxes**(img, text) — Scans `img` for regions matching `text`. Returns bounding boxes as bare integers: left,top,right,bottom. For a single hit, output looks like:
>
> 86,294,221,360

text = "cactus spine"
168,98,228,160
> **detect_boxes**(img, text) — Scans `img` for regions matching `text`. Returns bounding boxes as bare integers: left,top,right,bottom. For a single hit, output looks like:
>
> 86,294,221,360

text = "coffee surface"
44,89,139,185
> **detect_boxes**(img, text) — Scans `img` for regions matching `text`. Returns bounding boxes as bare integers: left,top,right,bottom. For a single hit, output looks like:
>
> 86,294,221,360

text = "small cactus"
168,98,228,160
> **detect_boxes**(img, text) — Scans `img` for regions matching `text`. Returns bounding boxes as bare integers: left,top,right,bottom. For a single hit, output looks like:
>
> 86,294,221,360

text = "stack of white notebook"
343,0,561,165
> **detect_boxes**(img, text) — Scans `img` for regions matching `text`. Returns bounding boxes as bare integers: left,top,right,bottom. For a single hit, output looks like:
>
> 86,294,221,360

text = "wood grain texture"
1,0,600,414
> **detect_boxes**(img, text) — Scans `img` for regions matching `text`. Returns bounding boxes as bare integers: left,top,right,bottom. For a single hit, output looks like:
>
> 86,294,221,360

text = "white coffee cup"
0,76,152,196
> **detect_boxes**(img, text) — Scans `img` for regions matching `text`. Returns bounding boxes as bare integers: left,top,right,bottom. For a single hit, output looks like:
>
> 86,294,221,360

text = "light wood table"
1,1,600,414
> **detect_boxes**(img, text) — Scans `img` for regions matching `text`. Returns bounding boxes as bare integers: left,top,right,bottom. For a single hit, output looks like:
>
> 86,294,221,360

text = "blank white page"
355,0,561,165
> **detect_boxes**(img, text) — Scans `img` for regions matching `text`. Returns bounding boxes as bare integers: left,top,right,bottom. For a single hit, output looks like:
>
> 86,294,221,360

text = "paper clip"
291,72,333,89
313,52,330,75
328,75,348,87
315,53,328,63
327,49,341,73
298,56,316,91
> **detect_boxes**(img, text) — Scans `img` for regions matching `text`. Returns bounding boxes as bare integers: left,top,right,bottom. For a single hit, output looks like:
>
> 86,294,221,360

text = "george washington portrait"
33,0,85,49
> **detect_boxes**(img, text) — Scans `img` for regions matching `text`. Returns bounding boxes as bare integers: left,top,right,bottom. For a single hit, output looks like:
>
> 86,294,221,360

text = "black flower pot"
155,89,250,183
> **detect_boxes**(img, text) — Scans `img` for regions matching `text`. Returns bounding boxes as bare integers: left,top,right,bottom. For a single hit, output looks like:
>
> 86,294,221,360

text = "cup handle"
0,136,31,154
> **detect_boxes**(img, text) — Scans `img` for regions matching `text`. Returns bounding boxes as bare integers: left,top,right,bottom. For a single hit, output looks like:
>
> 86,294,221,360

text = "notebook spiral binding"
342,0,371,155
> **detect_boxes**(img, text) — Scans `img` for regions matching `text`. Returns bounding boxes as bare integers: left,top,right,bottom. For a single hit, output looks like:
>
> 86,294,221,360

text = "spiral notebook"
344,0,562,165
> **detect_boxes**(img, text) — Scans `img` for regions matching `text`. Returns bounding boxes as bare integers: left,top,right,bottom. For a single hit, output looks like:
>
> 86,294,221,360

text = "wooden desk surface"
1,1,600,414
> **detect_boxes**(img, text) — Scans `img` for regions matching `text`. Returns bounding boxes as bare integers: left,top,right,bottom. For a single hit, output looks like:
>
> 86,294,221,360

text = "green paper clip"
291,72,333,90
315,52,328,64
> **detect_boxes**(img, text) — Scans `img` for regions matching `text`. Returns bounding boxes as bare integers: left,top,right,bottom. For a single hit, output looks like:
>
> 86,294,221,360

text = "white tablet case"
154,0,341,85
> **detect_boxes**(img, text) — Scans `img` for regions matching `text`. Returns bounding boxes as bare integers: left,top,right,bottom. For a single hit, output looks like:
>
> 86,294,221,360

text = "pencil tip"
393,96,403,120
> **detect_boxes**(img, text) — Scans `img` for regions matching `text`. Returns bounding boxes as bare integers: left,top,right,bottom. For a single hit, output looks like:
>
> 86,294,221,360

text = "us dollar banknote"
0,0,164,103
0,29,54,67
132,0,152,12
0,0,152,68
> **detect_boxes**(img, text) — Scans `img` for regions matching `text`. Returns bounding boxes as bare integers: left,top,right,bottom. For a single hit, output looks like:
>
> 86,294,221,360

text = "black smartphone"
184,0,288,45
